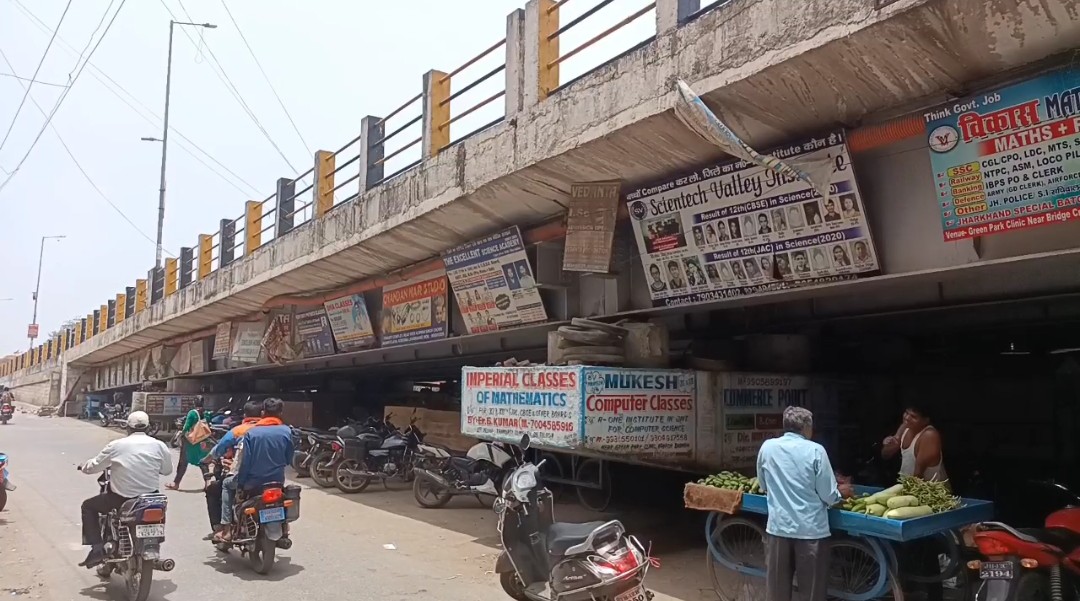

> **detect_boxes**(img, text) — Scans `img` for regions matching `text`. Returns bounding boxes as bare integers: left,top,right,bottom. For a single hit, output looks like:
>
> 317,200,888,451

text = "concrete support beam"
656,0,700,33
359,116,384,191
275,177,296,238
523,0,559,108
422,70,450,158
116,293,127,323
245,201,262,255
179,248,194,289
125,286,136,317
219,218,236,267
505,9,526,116
198,235,212,281
107,300,116,329
314,150,335,218
149,267,165,303
165,258,178,296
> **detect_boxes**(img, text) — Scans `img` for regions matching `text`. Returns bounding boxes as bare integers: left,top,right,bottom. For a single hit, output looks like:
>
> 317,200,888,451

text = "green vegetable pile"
837,476,960,520
696,471,763,494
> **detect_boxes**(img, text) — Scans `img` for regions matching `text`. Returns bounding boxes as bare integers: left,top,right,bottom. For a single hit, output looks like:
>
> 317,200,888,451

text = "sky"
0,0,656,356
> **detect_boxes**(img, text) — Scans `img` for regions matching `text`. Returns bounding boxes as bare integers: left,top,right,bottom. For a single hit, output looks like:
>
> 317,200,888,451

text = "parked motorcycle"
212,482,301,574
1,403,13,424
413,439,521,508
290,426,335,478
79,466,174,601
0,452,14,512
334,417,426,494
970,481,1080,601
99,402,129,428
494,435,654,601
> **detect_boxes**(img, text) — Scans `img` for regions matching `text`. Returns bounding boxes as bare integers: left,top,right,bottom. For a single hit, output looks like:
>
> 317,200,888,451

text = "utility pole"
29,235,65,351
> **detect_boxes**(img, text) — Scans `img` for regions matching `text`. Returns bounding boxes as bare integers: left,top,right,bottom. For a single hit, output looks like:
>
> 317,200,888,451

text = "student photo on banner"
648,263,669,293
513,260,535,288
666,260,687,289
502,264,521,290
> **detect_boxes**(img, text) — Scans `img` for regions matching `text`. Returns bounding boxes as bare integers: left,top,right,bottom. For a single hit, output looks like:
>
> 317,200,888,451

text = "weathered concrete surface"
3,361,59,406
63,0,1080,367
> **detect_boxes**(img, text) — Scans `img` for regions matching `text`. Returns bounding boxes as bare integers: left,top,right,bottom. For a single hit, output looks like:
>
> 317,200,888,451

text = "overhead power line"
0,48,171,255
0,0,127,193
9,0,262,198
162,0,300,173
218,0,311,155
0,0,73,156
0,72,69,88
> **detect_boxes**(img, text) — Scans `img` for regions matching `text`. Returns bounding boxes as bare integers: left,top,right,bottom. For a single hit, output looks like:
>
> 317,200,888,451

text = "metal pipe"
550,3,655,67
334,133,363,155
373,114,422,146
376,92,423,126
438,38,507,84
373,137,421,166
330,172,360,194
550,0,616,40
439,91,505,129
440,65,506,107
331,153,361,175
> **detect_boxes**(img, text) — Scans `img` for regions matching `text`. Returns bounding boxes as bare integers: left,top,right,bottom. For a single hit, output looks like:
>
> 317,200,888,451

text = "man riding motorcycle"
204,400,263,540
77,411,172,568
213,398,293,543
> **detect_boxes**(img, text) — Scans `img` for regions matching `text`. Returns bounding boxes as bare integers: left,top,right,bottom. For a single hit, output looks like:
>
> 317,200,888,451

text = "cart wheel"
901,530,965,584
536,452,564,502
826,537,903,601
707,515,767,601
575,458,611,513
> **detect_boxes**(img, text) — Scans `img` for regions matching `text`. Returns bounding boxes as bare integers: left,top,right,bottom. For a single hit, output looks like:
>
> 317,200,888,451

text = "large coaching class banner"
626,132,880,308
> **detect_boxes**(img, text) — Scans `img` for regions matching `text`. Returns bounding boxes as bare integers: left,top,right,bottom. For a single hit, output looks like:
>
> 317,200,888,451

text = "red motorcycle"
972,483,1080,601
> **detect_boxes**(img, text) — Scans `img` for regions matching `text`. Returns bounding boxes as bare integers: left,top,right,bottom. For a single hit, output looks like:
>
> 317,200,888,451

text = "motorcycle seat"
546,521,608,557
449,456,475,470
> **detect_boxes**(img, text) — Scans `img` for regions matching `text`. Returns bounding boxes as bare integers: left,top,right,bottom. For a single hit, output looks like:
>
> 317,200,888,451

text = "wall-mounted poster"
323,294,376,351
212,322,231,359
564,181,621,273
442,226,548,335
296,309,336,357
626,131,880,307
380,271,449,347
924,67,1080,241
230,321,265,363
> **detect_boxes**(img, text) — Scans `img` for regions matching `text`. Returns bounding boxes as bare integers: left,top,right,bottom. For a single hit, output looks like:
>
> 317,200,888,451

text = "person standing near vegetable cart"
756,406,853,601
166,396,212,491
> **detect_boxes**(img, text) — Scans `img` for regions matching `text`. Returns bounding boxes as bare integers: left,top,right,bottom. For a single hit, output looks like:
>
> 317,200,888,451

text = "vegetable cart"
702,485,993,601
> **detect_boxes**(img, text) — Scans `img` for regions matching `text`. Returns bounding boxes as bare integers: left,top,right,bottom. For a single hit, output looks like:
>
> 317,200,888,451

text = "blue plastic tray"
739,487,993,542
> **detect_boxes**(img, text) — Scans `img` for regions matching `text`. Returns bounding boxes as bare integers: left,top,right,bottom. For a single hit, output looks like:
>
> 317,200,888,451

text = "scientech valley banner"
925,67,1080,241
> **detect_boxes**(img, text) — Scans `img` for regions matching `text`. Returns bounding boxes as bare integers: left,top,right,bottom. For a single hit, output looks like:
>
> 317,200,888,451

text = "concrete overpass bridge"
5,0,1080,405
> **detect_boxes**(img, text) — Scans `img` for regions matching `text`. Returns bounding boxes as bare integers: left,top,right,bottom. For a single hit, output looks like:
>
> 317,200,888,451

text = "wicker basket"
684,482,743,514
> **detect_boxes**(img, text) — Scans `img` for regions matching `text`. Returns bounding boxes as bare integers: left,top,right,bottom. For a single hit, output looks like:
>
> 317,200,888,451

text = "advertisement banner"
564,182,621,273
626,132,879,307
716,373,809,468
442,227,547,335
212,322,231,359
296,308,336,357
230,321,265,363
323,293,376,351
460,366,582,449
582,367,696,460
924,68,1080,241
190,339,206,374
381,271,449,347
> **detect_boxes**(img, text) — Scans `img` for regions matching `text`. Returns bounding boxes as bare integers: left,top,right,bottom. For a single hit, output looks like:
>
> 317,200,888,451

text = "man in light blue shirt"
757,406,851,601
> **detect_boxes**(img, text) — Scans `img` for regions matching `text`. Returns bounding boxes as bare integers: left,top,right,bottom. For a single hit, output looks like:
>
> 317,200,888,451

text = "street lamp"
29,235,65,350
150,20,216,269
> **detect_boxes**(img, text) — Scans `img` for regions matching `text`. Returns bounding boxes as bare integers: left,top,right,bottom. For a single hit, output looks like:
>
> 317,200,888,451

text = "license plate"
135,524,165,539
615,586,647,601
259,507,286,523
980,561,1015,580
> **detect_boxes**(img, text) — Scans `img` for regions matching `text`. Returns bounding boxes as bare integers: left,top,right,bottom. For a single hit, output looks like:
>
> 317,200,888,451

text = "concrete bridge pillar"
656,0,700,34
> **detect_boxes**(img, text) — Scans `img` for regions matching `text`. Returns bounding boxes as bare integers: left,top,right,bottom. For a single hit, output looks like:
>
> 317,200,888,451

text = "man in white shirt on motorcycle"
77,411,172,568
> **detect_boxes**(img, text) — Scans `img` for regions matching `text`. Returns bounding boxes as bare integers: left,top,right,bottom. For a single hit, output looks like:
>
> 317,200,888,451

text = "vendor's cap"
127,411,150,429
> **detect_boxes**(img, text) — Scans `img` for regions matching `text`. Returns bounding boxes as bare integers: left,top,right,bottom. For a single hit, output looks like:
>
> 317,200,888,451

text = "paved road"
0,414,713,601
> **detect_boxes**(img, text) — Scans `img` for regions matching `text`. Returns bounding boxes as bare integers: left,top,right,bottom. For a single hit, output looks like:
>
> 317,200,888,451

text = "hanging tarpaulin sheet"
924,67,1080,241
212,322,231,359
460,366,582,449
170,342,191,375
190,339,207,374
564,182,621,273
230,321,265,363
380,271,449,347
626,132,881,307
296,308,336,357
442,227,548,335
323,294,376,351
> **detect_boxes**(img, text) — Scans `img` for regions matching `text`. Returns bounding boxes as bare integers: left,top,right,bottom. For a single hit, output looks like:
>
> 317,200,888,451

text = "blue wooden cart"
705,486,994,601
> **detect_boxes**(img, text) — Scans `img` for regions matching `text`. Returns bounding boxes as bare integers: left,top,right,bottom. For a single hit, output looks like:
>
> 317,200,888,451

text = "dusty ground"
0,414,719,601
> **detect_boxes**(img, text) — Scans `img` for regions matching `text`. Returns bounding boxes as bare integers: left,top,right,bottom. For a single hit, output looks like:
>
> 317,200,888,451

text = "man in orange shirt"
203,401,262,539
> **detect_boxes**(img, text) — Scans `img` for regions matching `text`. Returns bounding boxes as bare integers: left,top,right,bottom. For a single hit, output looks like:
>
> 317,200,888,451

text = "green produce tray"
739,485,993,542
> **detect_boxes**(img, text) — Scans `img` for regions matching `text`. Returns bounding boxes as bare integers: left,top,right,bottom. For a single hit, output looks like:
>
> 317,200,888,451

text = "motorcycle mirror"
520,434,531,451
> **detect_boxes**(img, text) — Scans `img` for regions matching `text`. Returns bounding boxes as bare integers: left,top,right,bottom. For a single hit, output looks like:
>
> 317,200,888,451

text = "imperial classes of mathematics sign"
924,67,1080,241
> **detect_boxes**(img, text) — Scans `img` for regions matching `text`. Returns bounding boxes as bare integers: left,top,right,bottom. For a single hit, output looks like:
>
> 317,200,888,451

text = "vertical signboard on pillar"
323,294,376,351
230,322,265,363
716,373,809,468
582,367,696,461
212,322,231,359
924,67,1080,240
380,271,449,347
626,132,880,307
296,308,336,357
442,227,548,335
460,366,582,449
564,182,621,273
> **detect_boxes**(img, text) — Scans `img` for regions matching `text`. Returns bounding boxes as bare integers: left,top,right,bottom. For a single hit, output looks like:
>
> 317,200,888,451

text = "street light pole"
153,19,216,269
29,235,65,351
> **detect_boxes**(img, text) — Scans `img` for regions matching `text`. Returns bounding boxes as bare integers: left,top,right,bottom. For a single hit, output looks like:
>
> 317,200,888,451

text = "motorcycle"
80,466,174,601
212,481,301,575
305,422,362,488
970,481,1080,601
1,403,13,425
99,402,129,428
494,435,655,601
290,426,337,478
0,452,14,512
413,439,521,508
334,417,426,494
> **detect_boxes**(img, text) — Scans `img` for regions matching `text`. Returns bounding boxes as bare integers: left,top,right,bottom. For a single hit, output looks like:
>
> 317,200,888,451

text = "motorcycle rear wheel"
309,453,337,488
249,533,276,575
334,459,372,494
125,559,154,601
413,475,452,508
291,453,311,478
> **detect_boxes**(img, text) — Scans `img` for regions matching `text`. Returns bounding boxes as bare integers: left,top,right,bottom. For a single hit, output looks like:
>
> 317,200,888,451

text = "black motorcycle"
494,435,654,601
334,417,424,494
413,439,521,508
99,403,129,429
213,482,301,575
80,466,174,601
303,419,369,488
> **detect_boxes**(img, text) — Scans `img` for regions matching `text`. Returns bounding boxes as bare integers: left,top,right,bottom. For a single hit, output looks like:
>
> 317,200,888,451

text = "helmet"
127,411,150,429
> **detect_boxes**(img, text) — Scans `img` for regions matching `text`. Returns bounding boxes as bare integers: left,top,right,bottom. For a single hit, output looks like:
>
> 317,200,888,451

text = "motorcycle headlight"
513,470,537,491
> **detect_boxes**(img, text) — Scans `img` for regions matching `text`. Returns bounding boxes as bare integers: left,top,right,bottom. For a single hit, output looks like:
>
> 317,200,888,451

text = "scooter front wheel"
499,571,529,601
